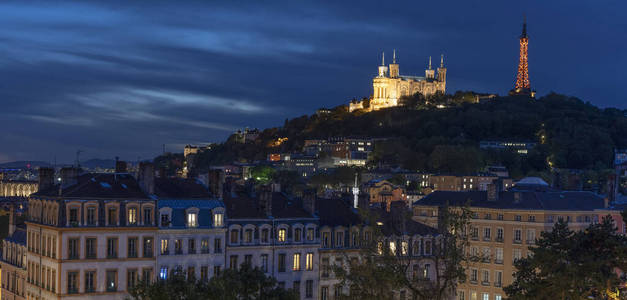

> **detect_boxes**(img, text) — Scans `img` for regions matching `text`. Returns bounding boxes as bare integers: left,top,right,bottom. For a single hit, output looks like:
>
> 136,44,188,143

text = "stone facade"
349,52,447,112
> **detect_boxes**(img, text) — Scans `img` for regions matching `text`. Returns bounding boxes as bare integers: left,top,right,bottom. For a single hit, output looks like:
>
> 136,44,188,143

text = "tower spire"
381,51,385,66
510,17,535,98
521,14,527,38
393,49,396,64
428,56,432,70
440,54,444,68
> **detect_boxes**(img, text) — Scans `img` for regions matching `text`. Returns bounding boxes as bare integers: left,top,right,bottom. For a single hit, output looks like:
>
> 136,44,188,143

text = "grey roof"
416,189,607,211
6,228,26,245
158,199,225,229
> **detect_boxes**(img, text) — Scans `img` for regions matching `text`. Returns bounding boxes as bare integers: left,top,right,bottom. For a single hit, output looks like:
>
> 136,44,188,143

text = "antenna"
393,49,396,64
428,56,432,70
75,150,83,168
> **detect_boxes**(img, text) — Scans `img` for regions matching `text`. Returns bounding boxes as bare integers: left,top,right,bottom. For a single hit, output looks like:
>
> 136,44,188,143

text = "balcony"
482,257,491,263
483,237,491,242
526,240,535,245
513,239,522,244
494,282,502,288
495,259,503,265
471,236,479,241
469,280,478,285
495,237,503,243
481,281,490,286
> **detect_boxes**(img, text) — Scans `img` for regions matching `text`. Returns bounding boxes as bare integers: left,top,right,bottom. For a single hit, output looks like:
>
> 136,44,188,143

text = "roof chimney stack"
38,167,55,192
259,185,273,217
487,183,498,202
302,189,316,215
138,162,155,195
60,167,80,189
115,158,127,173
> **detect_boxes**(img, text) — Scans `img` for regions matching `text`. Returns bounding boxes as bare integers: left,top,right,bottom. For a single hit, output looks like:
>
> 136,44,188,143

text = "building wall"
1,239,27,300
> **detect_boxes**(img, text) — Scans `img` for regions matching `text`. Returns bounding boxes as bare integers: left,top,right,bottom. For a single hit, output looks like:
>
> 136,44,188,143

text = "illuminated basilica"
349,50,447,112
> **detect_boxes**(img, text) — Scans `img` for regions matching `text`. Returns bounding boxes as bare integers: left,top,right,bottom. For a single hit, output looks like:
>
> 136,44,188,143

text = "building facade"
413,178,614,300
349,51,447,112
1,206,27,300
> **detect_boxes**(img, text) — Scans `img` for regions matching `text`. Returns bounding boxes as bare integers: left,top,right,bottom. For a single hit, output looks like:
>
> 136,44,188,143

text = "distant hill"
162,92,626,187
81,158,115,169
0,161,51,169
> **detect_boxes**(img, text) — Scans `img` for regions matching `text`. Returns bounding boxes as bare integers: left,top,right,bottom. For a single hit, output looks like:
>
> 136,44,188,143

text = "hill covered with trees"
183,92,626,187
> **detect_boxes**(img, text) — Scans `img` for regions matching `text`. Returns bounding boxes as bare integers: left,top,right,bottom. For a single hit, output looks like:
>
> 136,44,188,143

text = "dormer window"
161,214,170,227
187,212,198,228
278,229,287,242
213,212,224,227
128,207,138,225
69,208,78,226
159,207,172,227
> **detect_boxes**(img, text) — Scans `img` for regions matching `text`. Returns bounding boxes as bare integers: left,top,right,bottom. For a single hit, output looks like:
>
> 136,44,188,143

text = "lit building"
509,19,536,98
155,177,226,282
0,179,38,198
479,141,537,155
413,177,615,300
349,50,447,112
364,179,407,210
224,186,320,299
25,166,157,300
1,205,27,300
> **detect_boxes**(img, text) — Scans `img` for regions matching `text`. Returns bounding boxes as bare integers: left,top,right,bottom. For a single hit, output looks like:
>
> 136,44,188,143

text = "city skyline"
1,1,626,163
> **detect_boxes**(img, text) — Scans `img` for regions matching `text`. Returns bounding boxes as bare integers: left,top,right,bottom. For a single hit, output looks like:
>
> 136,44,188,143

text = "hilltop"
172,92,626,185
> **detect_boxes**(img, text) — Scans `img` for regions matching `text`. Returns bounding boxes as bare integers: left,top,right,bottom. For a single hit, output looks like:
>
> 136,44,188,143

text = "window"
261,228,269,243
306,253,314,270
484,213,491,220
69,208,78,225
334,285,343,297
244,255,253,266
68,238,79,259
230,229,239,244
291,281,300,297
108,207,118,225
87,207,96,225
160,267,168,280
200,266,208,281
458,290,465,300
67,271,78,294
527,229,536,244
213,212,224,227
482,247,491,262
294,228,302,242
188,239,196,254
495,271,503,287
128,237,138,258
293,253,301,271
106,270,117,292
160,239,169,255
482,270,489,284
483,227,491,240
244,229,253,243
482,293,489,300
86,238,97,258
160,213,170,227
515,215,521,221
389,241,396,254
470,269,478,282
261,254,269,272
471,227,479,239
144,207,152,225
424,240,432,255
528,215,536,222
187,212,198,227
306,280,313,298
514,229,522,242
495,295,502,300
214,238,222,253
230,255,238,269
497,214,503,220
175,239,182,254
214,266,221,277
336,231,345,247
127,269,137,290
187,266,195,279
423,264,430,279
107,238,118,258
201,239,209,253
321,257,330,277
278,254,286,272
307,228,314,241
85,271,95,292
278,228,287,242
513,248,522,261
496,228,504,241
322,232,330,247
495,248,503,263
143,237,153,258
471,291,477,300
128,207,138,225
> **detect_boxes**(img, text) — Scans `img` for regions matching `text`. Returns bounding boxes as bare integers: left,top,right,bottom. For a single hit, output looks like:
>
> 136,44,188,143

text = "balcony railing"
494,282,502,287
495,259,503,264
495,237,503,243
481,281,490,286
513,239,522,244
526,240,535,245
483,237,491,242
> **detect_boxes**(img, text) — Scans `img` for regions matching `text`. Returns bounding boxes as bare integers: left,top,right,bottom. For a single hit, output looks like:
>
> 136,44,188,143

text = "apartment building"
155,177,226,281
24,167,157,300
224,186,320,299
1,205,27,299
413,177,613,300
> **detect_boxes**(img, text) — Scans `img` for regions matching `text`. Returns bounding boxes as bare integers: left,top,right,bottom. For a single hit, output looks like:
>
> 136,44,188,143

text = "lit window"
160,267,168,280
213,213,223,227
293,253,301,271
128,207,137,225
187,212,198,227
278,229,287,242
389,241,396,254
306,253,313,271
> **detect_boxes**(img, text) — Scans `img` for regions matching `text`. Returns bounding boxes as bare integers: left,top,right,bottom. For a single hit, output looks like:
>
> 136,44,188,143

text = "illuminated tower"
352,173,359,208
509,18,536,98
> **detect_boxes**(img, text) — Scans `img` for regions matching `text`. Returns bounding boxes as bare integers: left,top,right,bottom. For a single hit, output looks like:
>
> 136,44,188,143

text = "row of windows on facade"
376,238,435,256
2,241,26,268
27,231,56,259
160,237,222,255
229,226,315,245
67,236,154,260
421,209,600,224
66,268,154,294
320,230,376,249
467,268,504,287
320,256,431,280
2,270,25,296
159,209,224,228
457,290,503,300
66,205,154,227
469,227,537,244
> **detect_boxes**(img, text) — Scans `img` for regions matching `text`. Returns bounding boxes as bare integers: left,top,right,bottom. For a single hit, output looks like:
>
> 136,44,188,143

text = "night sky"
1,1,626,164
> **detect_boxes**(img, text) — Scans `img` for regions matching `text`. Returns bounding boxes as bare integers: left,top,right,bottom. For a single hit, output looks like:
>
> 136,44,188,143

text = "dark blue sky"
1,1,626,163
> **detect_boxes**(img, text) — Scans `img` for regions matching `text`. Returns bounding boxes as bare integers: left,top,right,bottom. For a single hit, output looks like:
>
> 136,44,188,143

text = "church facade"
349,51,447,112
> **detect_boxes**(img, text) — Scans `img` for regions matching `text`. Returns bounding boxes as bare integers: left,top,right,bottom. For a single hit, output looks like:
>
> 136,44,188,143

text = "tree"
504,217,627,299
251,165,276,185
128,265,297,300
333,204,473,300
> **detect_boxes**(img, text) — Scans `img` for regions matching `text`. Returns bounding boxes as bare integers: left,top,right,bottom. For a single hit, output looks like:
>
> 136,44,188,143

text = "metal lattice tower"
515,21,530,90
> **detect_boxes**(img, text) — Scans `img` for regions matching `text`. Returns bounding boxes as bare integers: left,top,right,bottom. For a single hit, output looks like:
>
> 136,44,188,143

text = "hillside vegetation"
187,92,626,184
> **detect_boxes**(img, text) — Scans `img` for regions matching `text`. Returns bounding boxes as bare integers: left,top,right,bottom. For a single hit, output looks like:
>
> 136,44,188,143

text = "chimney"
209,169,225,199
60,167,80,188
487,183,498,202
604,197,609,209
138,162,155,195
115,158,128,173
513,192,521,203
259,185,273,217
38,167,55,191
302,189,316,215
8,204,16,236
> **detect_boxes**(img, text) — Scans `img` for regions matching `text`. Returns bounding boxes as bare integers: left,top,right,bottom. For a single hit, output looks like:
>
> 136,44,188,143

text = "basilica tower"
509,18,536,98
